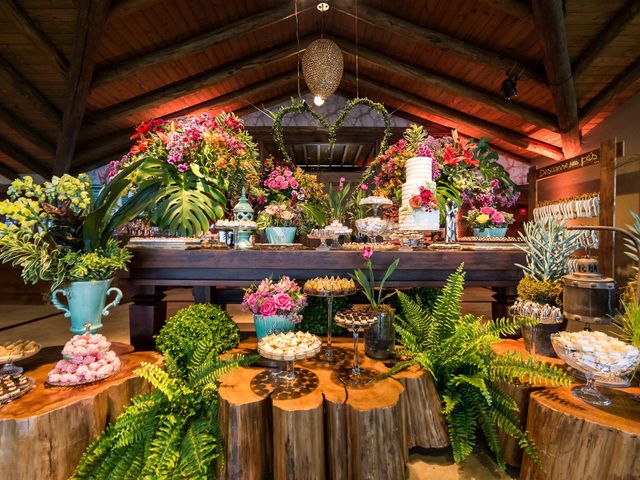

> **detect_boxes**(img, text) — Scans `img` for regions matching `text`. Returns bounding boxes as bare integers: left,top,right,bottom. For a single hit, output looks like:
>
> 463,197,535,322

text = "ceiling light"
302,38,344,104
313,95,325,106
501,76,518,100
317,2,330,12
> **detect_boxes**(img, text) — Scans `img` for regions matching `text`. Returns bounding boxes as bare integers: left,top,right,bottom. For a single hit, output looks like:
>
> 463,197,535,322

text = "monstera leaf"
152,173,226,237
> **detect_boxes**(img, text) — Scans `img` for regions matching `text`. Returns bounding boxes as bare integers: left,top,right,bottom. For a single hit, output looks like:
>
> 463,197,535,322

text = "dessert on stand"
325,220,353,249
0,339,40,376
356,196,393,244
304,277,357,363
334,308,379,385
257,331,322,384
307,228,339,251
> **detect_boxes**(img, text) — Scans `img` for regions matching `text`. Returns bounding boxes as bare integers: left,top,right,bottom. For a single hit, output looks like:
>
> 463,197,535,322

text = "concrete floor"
1,288,517,479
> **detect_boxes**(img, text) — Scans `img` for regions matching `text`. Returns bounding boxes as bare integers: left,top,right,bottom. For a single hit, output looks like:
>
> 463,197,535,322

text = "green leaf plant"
349,247,399,311
388,264,571,470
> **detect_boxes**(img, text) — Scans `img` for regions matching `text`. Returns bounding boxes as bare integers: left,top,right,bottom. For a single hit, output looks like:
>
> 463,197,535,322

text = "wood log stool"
218,339,449,480
0,344,162,480
520,385,640,479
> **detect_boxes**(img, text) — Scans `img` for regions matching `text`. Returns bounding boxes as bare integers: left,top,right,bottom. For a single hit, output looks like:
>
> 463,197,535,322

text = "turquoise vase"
253,314,295,340
473,227,508,238
51,279,123,334
265,227,296,244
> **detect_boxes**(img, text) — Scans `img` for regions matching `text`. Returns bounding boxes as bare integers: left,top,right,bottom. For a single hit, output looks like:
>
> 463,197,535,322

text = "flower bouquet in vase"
242,276,307,339
256,203,302,244
465,206,514,238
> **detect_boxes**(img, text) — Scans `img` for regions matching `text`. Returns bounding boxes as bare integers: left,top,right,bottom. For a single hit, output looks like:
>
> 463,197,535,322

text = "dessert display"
47,331,121,386
358,196,393,207
215,219,258,230
304,277,356,296
399,156,440,231
0,373,35,405
355,217,389,240
0,340,40,363
335,308,378,329
342,242,396,251
257,331,322,361
127,237,203,250
551,331,640,406
325,220,352,236
335,308,379,386
307,228,339,251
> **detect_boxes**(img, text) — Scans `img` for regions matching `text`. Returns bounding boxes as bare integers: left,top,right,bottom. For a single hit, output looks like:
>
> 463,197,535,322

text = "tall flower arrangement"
107,112,261,236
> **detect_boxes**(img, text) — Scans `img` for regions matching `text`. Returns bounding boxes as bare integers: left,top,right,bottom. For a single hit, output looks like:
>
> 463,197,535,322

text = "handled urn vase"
51,279,123,334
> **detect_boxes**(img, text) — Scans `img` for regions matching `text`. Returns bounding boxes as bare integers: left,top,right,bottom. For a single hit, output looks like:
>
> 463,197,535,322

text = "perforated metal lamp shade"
302,39,344,102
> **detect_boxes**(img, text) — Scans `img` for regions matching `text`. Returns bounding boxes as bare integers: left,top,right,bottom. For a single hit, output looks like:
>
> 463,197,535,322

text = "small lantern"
233,188,254,249
562,258,615,326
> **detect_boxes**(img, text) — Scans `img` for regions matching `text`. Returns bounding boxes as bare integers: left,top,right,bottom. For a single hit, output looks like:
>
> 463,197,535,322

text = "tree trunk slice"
218,340,448,480
0,344,161,480
520,385,640,479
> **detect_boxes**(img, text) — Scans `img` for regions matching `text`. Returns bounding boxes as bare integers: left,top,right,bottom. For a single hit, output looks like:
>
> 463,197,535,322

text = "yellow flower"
476,214,490,224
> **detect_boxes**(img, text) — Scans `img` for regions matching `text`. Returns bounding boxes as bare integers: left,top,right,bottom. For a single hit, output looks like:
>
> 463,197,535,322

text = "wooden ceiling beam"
572,0,640,80
341,73,563,160
54,0,112,176
473,0,533,22
532,0,581,158
0,105,55,157
580,58,640,127
329,35,559,132
0,54,60,126
110,0,162,18
331,0,547,84
0,160,19,181
87,37,312,128
0,0,69,78
93,1,306,89
0,136,50,178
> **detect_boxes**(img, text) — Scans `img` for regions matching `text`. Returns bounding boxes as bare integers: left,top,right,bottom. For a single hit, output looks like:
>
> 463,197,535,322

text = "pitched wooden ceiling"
0,0,638,178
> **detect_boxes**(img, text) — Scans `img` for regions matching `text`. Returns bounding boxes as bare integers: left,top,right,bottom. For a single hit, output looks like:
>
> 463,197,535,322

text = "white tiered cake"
399,157,440,231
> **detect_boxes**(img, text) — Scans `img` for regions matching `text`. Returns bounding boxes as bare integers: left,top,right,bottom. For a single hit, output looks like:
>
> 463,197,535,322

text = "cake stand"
0,341,41,376
258,335,322,384
335,312,379,386
325,221,352,249
307,229,339,251
0,374,35,405
305,289,357,364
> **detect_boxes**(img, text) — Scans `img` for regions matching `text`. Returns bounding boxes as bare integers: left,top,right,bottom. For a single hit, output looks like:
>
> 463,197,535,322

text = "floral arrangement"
256,203,303,230
106,112,261,236
242,276,307,321
0,174,139,290
409,185,439,212
465,206,514,229
350,247,399,312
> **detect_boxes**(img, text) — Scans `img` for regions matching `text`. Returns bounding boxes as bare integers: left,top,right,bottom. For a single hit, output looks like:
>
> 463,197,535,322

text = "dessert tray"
0,374,35,405
128,237,203,249
215,219,258,230
307,229,339,251
0,340,41,364
359,196,393,206
257,331,322,361
335,309,378,329
253,243,306,250
304,277,356,297
342,242,396,251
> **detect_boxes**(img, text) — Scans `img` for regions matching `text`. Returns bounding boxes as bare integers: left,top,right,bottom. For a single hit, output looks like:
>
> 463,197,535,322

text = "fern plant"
73,305,254,480
390,265,571,469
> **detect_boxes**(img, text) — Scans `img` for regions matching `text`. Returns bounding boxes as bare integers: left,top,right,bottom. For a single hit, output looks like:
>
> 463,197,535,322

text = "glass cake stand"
307,229,339,251
335,312,379,386
305,289,357,364
0,341,41,376
258,336,322,384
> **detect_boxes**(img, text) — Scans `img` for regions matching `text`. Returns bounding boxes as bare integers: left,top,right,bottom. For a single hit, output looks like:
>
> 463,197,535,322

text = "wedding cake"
399,157,440,230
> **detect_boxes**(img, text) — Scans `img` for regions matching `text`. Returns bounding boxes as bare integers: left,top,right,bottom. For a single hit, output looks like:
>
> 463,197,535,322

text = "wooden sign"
536,142,624,180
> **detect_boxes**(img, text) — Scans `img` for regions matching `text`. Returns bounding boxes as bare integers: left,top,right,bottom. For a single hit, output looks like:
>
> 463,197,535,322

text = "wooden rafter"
532,0,581,158
329,35,559,132
0,136,50,178
0,160,19,180
0,54,60,125
93,1,307,89
0,0,68,77
331,0,547,84
341,73,563,160
110,0,161,18
0,105,55,157
473,0,533,22
580,58,640,127
87,37,312,128
572,0,640,80
54,0,112,176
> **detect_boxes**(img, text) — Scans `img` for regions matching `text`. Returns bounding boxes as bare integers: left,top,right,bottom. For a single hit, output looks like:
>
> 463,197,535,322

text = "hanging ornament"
302,38,343,106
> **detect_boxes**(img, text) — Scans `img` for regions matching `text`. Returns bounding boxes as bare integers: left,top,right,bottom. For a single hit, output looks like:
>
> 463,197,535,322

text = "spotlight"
501,76,518,100
317,2,330,12
314,95,325,106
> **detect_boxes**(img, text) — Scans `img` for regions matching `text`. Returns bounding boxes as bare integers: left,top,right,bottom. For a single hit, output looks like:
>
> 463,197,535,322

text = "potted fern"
351,247,400,359
391,265,571,470
514,220,580,356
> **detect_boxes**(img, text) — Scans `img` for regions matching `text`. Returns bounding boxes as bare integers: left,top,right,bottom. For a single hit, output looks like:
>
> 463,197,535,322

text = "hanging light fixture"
501,76,518,100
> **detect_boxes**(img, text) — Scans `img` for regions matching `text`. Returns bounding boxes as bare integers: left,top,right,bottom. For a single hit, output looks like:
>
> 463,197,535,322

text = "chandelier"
302,38,343,106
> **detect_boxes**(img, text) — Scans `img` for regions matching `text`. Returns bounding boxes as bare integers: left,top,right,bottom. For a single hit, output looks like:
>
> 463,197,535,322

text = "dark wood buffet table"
120,248,525,349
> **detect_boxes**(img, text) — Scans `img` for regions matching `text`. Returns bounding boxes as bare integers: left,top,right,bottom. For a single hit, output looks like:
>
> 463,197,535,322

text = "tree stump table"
0,343,162,480
520,385,640,479
218,339,448,480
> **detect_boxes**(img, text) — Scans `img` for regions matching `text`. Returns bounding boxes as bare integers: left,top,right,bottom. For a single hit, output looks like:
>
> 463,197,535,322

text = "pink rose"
480,207,495,215
289,179,299,189
362,246,373,260
490,212,505,224
273,293,293,311
260,299,277,316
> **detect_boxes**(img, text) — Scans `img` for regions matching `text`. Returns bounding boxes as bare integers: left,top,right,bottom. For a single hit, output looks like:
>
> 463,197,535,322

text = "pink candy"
48,333,119,386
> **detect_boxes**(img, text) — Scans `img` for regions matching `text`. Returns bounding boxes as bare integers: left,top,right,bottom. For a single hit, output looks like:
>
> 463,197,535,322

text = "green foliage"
325,180,351,222
516,275,564,307
616,299,640,349
351,257,400,310
297,296,350,336
73,304,253,480
388,287,440,315
622,211,640,304
391,264,571,469
155,304,240,375
403,124,428,152
515,219,580,282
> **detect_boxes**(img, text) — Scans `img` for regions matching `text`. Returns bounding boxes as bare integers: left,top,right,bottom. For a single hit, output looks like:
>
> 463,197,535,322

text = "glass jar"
364,309,395,360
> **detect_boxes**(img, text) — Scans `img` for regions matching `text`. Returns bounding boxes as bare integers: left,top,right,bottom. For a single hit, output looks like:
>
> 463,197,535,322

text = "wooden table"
0,344,162,480
218,339,448,480
121,248,525,349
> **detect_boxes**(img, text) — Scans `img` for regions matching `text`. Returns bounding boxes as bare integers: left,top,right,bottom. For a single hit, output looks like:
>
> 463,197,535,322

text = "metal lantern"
562,257,615,326
233,188,254,250
302,38,343,105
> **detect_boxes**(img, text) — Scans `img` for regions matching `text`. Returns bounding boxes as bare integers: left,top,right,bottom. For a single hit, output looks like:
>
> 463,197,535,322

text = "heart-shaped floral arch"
270,97,392,166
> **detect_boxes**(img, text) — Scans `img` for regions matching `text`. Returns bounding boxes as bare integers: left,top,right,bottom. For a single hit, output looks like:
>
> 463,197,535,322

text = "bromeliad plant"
390,265,571,469
350,246,399,312
0,168,157,290
73,303,252,480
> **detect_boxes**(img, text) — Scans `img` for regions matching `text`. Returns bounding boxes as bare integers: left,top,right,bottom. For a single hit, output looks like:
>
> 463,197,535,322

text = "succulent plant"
515,219,580,282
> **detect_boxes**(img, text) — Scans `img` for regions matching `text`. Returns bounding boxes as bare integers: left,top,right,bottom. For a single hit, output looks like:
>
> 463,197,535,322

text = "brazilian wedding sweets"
553,331,640,374
335,308,378,328
0,340,40,362
303,276,356,296
257,331,322,361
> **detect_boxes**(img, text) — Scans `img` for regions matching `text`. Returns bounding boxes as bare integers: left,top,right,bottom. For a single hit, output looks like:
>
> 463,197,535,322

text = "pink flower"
290,179,299,189
260,299,277,316
490,212,505,224
480,207,495,215
362,246,373,260
273,293,293,311
360,184,368,191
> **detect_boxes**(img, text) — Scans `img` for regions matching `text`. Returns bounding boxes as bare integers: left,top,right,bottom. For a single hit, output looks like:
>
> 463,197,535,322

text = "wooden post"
527,166,537,221
599,138,618,278
129,286,167,351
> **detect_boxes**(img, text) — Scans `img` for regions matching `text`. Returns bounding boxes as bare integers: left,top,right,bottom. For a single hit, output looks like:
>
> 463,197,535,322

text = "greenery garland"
270,97,391,165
